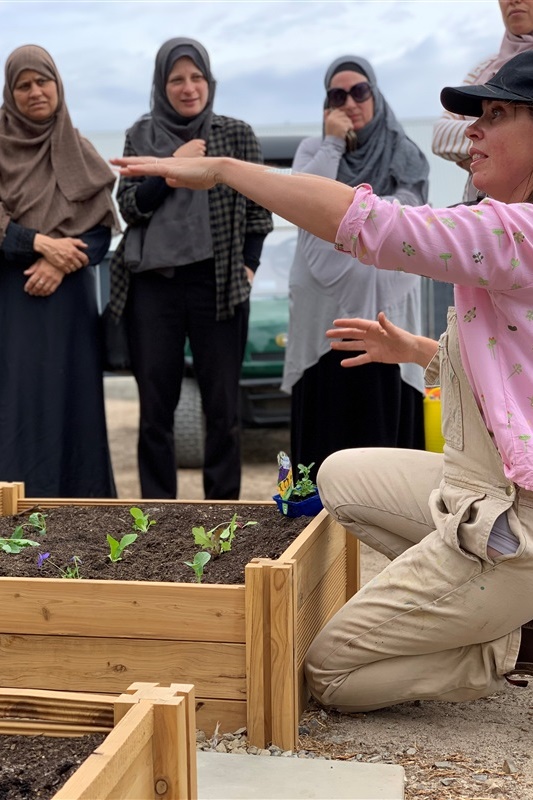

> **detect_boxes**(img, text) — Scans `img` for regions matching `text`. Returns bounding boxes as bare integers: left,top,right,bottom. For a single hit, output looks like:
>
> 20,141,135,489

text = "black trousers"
290,348,425,485
126,260,249,499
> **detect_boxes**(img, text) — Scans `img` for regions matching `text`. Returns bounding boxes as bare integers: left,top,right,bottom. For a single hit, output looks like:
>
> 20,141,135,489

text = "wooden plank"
54,701,155,800
0,483,23,516
345,534,360,599
0,579,246,642
194,697,246,737
269,563,297,751
0,687,115,734
170,685,198,800
244,560,271,748
152,699,189,799
15,497,275,511
0,721,114,736
0,635,246,698
114,683,197,800
293,519,346,608
296,581,346,721
275,510,330,562
296,554,347,664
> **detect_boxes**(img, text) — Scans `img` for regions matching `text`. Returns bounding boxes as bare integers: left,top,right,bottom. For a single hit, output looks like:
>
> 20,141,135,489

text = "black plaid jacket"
109,115,273,321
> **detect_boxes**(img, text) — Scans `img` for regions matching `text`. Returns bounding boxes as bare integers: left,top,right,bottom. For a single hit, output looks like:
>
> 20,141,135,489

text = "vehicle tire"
174,377,205,468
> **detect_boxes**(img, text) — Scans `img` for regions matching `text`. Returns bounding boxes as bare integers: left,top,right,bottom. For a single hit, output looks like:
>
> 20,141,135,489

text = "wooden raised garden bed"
0,682,197,799
0,481,359,750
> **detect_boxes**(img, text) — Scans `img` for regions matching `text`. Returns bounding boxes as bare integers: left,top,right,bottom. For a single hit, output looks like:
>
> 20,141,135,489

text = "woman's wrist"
33,233,49,256
413,336,439,368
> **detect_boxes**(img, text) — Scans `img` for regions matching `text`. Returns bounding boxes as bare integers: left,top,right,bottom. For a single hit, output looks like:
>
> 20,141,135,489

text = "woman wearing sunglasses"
281,56,429,484
115,48,533,710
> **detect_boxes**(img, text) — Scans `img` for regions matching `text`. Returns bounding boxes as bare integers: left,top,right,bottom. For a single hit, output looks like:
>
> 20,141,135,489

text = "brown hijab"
0,44,117,241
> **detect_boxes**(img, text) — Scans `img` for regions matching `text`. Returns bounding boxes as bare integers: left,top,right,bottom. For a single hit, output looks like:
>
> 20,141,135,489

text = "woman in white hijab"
283,56,429,484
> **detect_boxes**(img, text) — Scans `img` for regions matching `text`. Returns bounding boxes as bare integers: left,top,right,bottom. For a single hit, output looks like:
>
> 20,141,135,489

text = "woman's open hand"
23,259,65,296
326,312,437,368
111,155,220,190
33,234,88,272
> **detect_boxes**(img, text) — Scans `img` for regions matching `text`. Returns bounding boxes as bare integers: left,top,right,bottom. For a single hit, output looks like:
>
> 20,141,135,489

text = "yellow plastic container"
424,388,445,453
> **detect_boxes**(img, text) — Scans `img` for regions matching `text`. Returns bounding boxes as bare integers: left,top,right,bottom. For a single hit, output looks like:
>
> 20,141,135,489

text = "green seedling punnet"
282,462,317,501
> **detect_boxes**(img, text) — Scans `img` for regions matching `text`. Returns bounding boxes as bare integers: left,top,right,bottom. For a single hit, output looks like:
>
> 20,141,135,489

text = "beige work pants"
306,311,533,711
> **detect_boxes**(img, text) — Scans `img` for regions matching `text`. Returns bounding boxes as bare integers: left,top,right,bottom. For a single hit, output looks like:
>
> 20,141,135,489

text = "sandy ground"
104,376,533,799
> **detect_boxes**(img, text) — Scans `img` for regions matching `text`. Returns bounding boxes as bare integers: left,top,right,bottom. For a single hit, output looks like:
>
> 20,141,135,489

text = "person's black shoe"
505,620,533,686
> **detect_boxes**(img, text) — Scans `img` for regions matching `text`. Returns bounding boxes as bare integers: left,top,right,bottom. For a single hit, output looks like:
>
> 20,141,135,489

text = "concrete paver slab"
197,751,405,799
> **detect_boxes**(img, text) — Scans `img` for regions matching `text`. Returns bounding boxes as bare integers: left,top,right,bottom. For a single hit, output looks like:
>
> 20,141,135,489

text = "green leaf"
192,527,212,548
107,534,121,562
120,533,138,549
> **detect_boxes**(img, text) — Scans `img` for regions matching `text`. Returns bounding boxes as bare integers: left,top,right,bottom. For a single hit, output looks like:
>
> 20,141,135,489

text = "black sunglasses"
326,82,372,108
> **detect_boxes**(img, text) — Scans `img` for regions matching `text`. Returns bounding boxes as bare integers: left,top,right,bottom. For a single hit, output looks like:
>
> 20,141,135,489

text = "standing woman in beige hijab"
0,44,118,497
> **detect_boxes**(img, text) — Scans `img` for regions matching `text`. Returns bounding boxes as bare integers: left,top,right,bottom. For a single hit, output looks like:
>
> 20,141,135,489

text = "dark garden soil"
0,733,106,799
0,503,312,584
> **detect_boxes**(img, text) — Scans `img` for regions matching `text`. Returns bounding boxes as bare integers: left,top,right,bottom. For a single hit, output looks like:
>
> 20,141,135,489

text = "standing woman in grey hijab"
109,38,272,499
0,44,118,497
283,55,430,483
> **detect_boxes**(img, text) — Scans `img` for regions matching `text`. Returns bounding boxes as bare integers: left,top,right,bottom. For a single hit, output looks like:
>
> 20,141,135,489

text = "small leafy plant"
283,462,317,501
13,511,47,539
130,507,156,533
184,551,211,582
192,513,257,556
107,533,138,562
37,553,82,579
1,533,40,554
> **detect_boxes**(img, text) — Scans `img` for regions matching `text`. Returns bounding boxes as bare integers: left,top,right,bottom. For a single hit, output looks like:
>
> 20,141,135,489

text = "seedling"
130,507,156,533
184,551,211,582
107,533,138,562
192,513,257,556
1,533,40,554
37,553,82,579
283,462,317,500
12,511,47,539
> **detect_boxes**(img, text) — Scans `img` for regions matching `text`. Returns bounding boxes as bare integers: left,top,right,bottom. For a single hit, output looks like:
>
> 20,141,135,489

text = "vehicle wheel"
174,377,205,468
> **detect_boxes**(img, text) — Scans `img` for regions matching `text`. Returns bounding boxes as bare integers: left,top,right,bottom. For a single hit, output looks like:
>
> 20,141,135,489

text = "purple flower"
37,552,50,569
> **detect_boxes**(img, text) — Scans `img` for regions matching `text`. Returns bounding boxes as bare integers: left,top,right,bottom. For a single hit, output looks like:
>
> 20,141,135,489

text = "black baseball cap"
441,50,533,118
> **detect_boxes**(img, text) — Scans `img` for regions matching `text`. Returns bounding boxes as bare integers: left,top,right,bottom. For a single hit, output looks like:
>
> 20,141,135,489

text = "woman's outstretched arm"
111,155,354,244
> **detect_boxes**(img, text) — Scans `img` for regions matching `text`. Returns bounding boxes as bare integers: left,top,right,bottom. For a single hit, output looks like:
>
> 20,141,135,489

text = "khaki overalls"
306,310,533,711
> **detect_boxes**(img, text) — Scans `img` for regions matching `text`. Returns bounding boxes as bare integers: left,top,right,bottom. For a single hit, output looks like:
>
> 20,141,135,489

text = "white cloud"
0,0,505,130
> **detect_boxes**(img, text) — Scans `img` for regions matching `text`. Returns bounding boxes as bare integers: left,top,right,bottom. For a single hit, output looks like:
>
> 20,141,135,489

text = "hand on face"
111,155,219,190
324,108,355,140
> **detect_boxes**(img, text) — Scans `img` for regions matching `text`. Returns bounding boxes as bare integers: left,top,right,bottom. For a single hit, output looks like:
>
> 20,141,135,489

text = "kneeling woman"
114,50,533,708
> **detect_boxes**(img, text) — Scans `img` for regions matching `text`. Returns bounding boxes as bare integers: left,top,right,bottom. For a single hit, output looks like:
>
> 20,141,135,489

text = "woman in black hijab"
110,38,272,500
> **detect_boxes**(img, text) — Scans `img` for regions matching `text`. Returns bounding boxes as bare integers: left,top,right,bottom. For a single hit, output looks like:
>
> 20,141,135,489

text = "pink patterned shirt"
335,184,533,490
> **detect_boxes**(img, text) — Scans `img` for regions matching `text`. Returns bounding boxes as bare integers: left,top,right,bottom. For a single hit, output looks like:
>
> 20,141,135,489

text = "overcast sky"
1,1,504,133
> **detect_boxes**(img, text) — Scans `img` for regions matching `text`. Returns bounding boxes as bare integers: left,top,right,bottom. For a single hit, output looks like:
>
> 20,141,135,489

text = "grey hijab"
127,38,215,270
325,56,429,201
